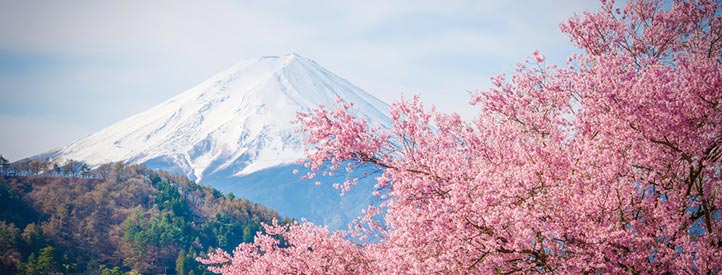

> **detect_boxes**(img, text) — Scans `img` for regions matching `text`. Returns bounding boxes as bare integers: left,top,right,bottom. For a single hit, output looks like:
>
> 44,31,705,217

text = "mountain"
36,53,392,230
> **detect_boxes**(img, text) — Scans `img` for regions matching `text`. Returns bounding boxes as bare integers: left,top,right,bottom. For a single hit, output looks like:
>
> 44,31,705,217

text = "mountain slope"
38,53,391,229
0,163,285,274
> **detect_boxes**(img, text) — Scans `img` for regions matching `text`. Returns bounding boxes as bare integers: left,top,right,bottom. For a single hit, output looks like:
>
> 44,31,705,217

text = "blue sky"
0,0,600,161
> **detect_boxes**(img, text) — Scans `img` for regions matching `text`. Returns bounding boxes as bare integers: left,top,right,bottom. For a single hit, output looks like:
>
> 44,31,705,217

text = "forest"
0,156,289,274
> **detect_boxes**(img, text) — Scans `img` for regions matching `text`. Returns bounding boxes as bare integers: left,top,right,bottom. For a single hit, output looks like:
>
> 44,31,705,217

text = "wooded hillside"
0,159,289,274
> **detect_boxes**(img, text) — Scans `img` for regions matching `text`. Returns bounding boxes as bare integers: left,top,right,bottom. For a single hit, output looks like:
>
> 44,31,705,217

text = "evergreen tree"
35,246,58,274
175,249,187,275
80,163,91,178
24,253,37,274
0,221,21,272
101,266,124,275
52,163,61,176
0,154,8,175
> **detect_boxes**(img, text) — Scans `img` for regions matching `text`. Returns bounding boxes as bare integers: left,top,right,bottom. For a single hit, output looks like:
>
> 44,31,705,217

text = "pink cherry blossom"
200,0,722,273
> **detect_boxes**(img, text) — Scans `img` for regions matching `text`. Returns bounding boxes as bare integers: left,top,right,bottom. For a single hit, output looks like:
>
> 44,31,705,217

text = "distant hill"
0,159,289,274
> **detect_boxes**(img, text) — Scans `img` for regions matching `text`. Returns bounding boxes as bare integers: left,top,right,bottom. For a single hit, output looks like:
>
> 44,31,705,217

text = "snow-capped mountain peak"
44,53,391,183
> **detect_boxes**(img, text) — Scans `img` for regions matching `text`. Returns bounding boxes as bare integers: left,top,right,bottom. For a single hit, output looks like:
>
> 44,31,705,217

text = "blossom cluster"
201,0,721,273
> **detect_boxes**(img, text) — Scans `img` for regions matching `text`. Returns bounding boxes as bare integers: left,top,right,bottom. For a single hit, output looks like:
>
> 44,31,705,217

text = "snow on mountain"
39,53,392,229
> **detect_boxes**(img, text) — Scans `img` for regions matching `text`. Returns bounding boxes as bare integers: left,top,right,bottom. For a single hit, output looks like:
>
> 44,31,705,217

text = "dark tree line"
1,156,92,179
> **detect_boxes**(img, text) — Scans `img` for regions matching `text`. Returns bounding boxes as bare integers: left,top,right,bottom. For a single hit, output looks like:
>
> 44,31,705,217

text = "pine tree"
176,248,187,275
35,246,58,273
0,154,8,175
24,253,37,274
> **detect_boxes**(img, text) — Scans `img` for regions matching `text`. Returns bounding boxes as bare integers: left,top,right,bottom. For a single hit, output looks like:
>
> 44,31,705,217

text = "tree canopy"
200,0,722,274
0,161,286,274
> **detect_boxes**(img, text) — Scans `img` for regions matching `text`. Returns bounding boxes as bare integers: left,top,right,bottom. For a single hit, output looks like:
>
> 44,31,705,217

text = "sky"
0,0,601,161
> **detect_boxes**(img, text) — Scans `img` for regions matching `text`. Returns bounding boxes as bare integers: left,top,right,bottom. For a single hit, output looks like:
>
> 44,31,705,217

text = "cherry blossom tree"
200,0,721,273
198,219,373,274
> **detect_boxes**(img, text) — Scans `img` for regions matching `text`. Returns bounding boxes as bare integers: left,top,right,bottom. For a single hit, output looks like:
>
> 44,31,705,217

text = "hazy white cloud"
0,0,602,160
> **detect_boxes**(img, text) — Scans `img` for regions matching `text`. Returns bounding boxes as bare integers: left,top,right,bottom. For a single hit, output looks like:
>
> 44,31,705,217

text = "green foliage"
21,223,45,255
0,182,37,225
23,245,60,274
0,161,286,274
0,221,19,253
152,176,191,217
100,265,136,275
24,253,36,274
35,246,58,273
176,248,187,275
0,221,21,272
